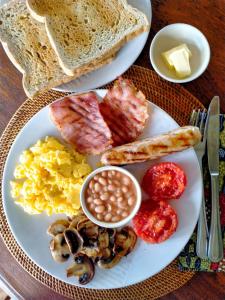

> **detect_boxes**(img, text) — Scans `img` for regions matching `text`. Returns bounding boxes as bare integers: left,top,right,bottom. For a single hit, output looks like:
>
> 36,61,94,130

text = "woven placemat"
0,65,204,300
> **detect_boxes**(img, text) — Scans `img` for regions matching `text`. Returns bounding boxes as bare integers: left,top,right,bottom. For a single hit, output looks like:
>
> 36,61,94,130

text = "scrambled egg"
10,136,92,216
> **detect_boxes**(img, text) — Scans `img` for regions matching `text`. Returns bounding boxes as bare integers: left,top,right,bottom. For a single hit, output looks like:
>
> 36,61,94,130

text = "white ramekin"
150,23,210,83
80,166,142,228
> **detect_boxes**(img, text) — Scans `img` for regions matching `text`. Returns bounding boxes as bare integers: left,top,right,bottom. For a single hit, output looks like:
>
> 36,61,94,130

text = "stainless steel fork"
190,109,209,259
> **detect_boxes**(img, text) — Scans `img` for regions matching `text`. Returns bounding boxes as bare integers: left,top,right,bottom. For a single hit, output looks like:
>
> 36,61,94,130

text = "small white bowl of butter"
150,23,210,83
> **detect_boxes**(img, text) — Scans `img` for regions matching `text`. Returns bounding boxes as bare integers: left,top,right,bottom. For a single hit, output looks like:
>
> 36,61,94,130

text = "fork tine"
199,109,207,136
203,109,210,143
189,110,197,126
195,109,201,127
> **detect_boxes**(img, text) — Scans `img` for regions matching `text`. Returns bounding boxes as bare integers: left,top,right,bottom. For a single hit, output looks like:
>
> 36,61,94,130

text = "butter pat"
162,44,192,78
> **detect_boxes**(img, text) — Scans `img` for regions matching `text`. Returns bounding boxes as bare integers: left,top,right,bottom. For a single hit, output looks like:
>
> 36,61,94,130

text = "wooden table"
0,0,224,299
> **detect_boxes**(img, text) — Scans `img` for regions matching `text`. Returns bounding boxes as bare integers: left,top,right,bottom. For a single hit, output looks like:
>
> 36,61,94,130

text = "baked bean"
123,177,131,186
108,184,116,191
118,201,127,209
106,203,112,212
116,172,121,178
86,197,93,203
114,180,120,186
116,190,122,197
110,195,116,202
122,186,128,193
88,203,95,211
100,193,109,201
101,171,107,178
93,175,99,181
89,180,94,189
99,177,107,186
103,186,108,192
108,179,112,184
94,182,101,192
104,213,112,222
108,171,113,178
118,197,124,202
112,216,120,222
95,205,105,213
128,197,135,206
117,209,123,215
122,211,129,218
111,171,116,176
97,214,103,220
94,199,103,205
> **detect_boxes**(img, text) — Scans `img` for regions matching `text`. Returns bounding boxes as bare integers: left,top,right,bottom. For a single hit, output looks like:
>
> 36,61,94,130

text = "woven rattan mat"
0,65,204,300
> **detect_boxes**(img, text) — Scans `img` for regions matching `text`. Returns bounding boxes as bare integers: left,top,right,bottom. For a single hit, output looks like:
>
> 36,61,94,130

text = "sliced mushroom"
107,228,116,248
98,230,109,249
80,246,101,259
47,219,70,237
101,247,112,259
78,220,99,240
68,210,85,221
114,226,137,256
64,228,83,255
97,227,137,269
69,214,88,230
50,233,70,263
66,253,95,285
97,251,125,269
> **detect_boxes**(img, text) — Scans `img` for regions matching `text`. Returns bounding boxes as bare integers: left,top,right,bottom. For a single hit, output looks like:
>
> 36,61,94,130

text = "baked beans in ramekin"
80,166,142,228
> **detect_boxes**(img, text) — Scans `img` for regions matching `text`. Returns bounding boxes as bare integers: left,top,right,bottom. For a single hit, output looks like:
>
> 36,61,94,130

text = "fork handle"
196,160,208,259
208,175,223,262
196,192,209,259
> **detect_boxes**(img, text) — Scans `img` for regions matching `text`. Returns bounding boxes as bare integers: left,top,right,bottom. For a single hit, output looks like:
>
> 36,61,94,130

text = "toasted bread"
26,0,150,76
0,0,116,98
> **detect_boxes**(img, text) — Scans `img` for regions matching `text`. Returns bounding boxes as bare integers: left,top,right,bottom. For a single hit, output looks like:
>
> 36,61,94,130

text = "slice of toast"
0,0,116,98
26,0,150,76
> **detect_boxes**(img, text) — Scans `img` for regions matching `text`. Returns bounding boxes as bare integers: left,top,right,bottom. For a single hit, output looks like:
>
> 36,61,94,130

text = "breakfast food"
133,200,178,243
50,78,149,153
162,44,192,78
10,136,92,216
47,213,137,284
27,0,150,76
0,0,72,98
142,162,187,201
50,92,113,154
100,77,149,146
0,1,113,98
0,0,149,98
101,126,201,165
85,170,137,223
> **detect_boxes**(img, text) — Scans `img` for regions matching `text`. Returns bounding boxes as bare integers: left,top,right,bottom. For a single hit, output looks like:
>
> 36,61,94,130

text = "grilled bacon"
99,77,149,146
50,92,112,154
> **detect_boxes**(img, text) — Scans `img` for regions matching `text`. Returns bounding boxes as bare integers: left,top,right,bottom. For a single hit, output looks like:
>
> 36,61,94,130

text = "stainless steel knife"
207,96,223,262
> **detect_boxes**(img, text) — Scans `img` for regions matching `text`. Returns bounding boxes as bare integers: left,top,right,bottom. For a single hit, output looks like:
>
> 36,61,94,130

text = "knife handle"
196,159,208,259
208,175,223,262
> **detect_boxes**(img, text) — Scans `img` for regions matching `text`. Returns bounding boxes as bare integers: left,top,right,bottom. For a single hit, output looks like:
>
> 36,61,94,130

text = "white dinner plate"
2,90,202,289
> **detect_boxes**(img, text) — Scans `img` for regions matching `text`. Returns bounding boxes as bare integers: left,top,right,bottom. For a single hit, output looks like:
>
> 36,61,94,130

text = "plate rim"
2,89,202,289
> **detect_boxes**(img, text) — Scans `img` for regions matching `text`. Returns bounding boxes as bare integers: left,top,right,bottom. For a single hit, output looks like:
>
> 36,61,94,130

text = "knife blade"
207,96,223,262
207,97,220,174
